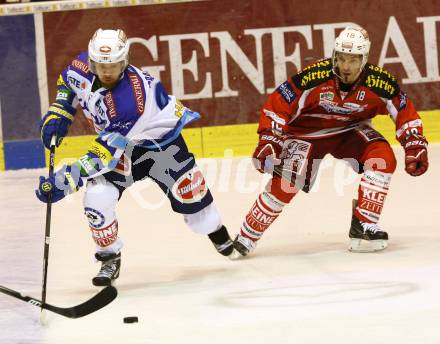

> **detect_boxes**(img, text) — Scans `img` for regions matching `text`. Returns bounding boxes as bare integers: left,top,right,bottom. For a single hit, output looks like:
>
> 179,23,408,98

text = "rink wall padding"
0,14,44,170
3,139,45,170
0,0,439,170
0,143,4,171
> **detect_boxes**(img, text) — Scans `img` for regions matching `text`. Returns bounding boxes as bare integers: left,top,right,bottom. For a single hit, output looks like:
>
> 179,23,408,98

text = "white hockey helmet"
332,26,371,71
88,29,130,73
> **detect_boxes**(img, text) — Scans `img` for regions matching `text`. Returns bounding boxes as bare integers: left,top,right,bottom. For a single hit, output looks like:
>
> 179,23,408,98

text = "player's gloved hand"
402,134,428,176
40,103,75,149
99,131,130,150
252,131,284,173
35,164,84,203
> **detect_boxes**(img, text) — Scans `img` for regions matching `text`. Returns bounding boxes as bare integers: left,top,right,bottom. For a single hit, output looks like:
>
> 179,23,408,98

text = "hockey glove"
35,164,84,203
402,134,428,176
40,103,75,149
252,132,284,173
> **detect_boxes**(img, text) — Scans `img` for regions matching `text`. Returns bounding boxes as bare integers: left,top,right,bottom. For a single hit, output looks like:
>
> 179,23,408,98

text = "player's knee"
362,142,397,173
83,178,119,228
83,178,122,250
184,203,222,235
266,175,298,203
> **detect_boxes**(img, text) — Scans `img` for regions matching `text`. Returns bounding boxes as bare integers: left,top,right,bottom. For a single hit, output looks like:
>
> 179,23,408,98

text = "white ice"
0,145,439,344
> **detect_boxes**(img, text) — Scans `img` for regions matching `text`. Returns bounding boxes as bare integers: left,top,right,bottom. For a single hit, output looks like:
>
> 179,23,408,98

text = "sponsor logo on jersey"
68,75,81,89
343,102,361,109
94,99,109,128
319,99,367,115
276,81,296,104
172,167,207,204
128,72,145,115
78,155,97,176
357,126,385,142
367,65,395,81
104,91,117,119
174,99,185,118
89,141,113,166
301,69,332,88
71,59,89,74
142,71,154,87
263,109,286,125
109,120,133,131
365,74,396,95
300,59,331,73
303,113,353,122
57,75,66,86
398,91,407,110
56,90,69,101
319,91,334,101
261,134,284,146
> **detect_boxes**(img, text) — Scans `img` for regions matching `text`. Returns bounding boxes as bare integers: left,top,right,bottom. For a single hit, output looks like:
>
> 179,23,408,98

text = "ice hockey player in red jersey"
232,26,429,257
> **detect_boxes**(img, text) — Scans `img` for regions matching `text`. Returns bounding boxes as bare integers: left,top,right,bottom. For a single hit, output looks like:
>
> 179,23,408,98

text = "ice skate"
208,225,237,258
230,234,257,259
92,252,121,286
349,216,388,253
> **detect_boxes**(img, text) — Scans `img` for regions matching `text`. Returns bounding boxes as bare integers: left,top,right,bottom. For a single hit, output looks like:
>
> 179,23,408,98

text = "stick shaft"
41,136,56,307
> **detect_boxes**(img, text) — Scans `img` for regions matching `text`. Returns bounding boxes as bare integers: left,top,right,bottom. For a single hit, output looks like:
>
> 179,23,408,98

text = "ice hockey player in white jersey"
35,29,235,286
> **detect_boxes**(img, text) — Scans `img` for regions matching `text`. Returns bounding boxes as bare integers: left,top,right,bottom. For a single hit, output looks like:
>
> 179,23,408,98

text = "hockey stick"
41,135,57,312
0,285,117,319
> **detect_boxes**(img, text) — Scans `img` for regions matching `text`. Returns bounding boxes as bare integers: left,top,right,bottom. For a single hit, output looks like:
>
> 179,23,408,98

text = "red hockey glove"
402,134,428,176
252,132,284,173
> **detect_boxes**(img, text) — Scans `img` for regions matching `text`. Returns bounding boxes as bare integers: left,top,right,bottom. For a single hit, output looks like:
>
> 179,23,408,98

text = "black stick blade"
43,286,118,318
0,285,118,319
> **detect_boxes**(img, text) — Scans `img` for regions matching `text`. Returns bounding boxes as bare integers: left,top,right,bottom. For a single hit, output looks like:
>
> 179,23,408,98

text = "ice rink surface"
1,145,439,344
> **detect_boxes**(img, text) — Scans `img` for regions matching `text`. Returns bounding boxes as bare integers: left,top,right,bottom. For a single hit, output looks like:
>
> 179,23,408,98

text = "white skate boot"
230,234,257,259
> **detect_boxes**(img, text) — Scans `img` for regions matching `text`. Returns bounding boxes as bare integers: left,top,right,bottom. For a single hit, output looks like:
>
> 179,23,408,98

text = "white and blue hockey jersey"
52,52,200,178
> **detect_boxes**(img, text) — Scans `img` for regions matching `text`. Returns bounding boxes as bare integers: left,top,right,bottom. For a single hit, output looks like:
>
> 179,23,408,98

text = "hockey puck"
123,316,139,324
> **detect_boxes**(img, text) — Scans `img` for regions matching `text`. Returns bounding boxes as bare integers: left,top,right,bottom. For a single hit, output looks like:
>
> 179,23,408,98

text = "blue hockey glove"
35,164,84,203
40,103,75,149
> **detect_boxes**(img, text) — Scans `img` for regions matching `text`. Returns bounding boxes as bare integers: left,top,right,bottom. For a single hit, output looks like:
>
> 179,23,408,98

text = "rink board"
0,109,438,170
43,109,440,168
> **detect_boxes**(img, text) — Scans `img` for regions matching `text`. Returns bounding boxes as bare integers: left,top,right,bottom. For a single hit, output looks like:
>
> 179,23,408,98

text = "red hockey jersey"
258,58,423,141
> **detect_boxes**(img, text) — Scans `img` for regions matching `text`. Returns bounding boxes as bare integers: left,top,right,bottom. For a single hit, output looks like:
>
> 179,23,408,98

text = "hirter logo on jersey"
128,72,145,115
172,167,207,204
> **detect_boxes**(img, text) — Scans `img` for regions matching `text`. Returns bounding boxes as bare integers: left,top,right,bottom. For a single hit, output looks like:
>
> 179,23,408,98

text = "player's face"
335,52,363,84
95,62,124,88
